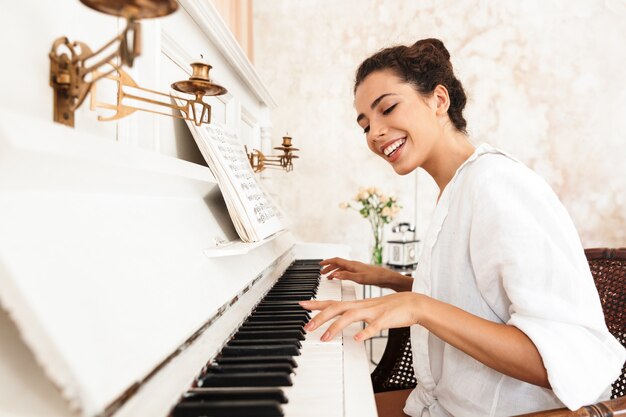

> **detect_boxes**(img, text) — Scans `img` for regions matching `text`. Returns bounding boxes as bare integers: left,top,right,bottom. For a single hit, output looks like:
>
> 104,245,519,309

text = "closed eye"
363,125,370,134
383,103,397,115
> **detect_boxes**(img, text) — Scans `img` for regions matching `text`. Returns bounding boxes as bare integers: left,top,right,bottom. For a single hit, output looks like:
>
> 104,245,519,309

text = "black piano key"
243,319,307,328
275,274,320,284
173,400,283,417
220,344,300,357
253,305,310,313
251,312,308,319
228,338,302,348
276,282,316,286
285,266,321,270
183,387,288,404
276,278,319,283
267,291,316,297
233,330,304,341
240,323,305,331
251,309,311,315
243,319,307,326
215,355,298,368
198,372,293,387
263,294,314,301
265,289,316,295
202,363,294,375
266,289,317,295
246,314,309,323
249,310,310,317
283,273,319,275
256,301,312,307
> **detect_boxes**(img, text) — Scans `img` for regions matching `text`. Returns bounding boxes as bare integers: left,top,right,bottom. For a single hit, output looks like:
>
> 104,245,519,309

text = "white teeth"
383,138,406,156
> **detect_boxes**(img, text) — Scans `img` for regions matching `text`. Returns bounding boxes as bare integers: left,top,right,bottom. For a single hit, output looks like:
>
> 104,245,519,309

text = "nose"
369,119,387,140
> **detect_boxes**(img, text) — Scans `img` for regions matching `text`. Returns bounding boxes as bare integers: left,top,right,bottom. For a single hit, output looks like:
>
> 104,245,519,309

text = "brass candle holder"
49,0,227,127
89,59,226,126
246,135,299,173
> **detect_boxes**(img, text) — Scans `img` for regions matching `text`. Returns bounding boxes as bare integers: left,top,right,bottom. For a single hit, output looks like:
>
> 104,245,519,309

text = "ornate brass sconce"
49,0,227,127
246,135,299,173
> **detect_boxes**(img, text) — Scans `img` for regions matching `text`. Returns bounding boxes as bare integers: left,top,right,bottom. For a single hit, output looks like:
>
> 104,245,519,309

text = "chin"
391,163,416,176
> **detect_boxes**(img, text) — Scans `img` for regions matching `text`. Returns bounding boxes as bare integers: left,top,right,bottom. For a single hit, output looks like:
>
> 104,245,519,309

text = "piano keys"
171,258,375,417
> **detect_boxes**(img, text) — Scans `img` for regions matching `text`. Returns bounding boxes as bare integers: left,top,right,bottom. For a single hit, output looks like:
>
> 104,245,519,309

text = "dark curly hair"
354,38,467,134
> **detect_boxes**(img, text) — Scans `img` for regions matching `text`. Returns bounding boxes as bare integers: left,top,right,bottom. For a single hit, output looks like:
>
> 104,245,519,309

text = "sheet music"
178,111,283,242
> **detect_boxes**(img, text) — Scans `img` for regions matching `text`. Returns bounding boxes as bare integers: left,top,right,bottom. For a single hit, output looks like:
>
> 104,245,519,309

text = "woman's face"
354,69,441,175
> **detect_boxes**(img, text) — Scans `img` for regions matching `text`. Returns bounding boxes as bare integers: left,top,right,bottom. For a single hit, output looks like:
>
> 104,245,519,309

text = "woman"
299,39,624,417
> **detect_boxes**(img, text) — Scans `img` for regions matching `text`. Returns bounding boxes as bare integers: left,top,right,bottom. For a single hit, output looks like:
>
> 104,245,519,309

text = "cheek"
366,139,378,154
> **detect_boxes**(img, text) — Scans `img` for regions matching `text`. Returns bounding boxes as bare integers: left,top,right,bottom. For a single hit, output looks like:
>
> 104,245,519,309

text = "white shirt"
404,144,625,417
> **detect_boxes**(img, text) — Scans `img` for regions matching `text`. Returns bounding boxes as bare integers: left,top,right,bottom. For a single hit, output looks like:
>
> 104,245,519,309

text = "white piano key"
282,277,344,417
341,282,378,417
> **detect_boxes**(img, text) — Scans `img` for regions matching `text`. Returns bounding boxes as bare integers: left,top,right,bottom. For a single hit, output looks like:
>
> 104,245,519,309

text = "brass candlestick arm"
247,135,299,173
50,0,178,126
48,0,227,128
89,60,227,126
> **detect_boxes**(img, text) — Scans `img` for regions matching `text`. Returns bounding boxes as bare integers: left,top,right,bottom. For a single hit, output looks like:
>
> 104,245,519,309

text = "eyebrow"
356,93,395,124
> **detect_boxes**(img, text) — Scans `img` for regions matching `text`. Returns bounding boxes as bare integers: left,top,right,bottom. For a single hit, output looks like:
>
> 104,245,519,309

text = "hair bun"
412,38,451,61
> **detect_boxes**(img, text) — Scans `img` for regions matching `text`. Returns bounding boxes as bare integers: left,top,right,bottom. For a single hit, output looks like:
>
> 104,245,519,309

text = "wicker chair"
370,248,626,416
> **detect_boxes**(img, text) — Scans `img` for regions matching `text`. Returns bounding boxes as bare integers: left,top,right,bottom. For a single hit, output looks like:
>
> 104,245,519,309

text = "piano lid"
0,112,296,416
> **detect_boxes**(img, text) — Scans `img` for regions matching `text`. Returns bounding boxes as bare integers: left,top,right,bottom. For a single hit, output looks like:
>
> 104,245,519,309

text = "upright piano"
0,98,377,417
0,1,377,416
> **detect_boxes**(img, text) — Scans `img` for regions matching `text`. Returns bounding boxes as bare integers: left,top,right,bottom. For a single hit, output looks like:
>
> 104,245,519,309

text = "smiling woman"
300,39,625,417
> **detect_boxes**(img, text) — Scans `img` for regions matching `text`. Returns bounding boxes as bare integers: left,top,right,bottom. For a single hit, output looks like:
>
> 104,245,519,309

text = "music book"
179,114,284,243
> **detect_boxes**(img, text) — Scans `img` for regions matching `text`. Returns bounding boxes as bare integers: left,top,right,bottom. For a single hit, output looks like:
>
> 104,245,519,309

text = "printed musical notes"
176,99,283,242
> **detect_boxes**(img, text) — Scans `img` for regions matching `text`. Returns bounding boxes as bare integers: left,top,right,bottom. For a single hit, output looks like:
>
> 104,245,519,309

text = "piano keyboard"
172,259,344,417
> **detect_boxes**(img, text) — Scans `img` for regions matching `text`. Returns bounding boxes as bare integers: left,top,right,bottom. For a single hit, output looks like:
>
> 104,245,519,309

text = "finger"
354,320,384,342
298,299,336,311
320,264,341,275
321,307,374,342
329,270,362,283
320,257,352,271
301,301,356,331
300,297,375,314
319,257,345,266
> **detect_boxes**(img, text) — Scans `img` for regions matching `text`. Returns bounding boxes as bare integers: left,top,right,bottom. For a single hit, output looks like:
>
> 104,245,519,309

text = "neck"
422,130,475,199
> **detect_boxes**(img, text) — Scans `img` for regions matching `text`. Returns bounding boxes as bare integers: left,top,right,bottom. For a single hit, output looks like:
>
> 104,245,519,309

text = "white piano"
0,1,377,416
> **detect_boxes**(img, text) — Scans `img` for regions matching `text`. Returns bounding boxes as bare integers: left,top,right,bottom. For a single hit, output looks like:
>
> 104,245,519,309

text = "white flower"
380,194,389,204
358,191,370,200
339,202,349,209
381,207,392,217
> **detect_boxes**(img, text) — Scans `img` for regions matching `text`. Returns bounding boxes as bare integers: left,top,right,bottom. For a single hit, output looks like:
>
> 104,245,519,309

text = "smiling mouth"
383,138,406,157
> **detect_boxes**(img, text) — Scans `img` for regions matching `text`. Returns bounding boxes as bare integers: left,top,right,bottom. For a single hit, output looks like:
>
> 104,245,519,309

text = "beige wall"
212,0,254,62
254,0,626,261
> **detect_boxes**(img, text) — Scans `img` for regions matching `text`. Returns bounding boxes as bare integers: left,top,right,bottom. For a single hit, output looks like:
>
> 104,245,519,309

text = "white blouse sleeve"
467,157,625,410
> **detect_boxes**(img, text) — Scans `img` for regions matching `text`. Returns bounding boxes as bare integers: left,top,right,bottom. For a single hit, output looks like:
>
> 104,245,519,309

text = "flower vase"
370,224,384,265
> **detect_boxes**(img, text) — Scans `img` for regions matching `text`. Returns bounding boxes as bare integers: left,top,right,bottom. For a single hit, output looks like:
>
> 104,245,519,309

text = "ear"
432,84,450,116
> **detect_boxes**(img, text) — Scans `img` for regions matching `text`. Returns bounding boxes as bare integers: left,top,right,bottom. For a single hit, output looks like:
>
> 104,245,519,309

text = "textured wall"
254,0,626,261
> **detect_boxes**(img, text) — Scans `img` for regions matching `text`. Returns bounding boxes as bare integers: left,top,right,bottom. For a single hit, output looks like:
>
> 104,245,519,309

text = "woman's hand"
302,293,551,389
300,292,425,341
320,257,413,292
